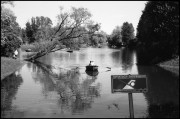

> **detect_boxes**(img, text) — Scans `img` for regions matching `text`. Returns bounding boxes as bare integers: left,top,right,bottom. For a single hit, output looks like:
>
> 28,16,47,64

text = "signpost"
111,74,148,118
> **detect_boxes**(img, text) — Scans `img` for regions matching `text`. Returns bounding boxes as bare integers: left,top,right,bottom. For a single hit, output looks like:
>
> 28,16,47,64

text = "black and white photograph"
1,1,179,118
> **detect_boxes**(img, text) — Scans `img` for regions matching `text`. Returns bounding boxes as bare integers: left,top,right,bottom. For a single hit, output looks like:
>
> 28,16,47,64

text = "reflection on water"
1,71,23,118
138,66,179,118
1,47,179,118
25,61,101,115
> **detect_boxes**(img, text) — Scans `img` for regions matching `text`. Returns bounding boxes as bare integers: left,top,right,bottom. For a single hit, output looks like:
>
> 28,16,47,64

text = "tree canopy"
24,16,53,44
1,1,22,57
136,1,179,64
107,22,135,48
121,22,135,45
107,26,122,48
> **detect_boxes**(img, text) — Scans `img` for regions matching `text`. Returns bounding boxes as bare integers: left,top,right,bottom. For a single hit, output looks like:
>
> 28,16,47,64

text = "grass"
159,57,179,67
158,57,179,76
1,57,26,80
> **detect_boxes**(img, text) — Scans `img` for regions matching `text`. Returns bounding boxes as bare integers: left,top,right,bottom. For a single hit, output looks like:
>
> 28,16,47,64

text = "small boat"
86,61,98,71
67,50,73,53
85,70,99,76
86,65,98,72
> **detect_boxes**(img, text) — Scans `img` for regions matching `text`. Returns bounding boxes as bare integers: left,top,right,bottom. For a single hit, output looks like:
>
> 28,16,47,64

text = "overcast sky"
8,1,147,35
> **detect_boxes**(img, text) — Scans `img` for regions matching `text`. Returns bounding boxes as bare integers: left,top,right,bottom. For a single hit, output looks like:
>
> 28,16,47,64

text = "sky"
7,1,147,35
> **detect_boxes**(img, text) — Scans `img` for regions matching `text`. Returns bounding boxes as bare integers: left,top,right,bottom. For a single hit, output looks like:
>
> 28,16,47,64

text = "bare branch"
52,15,68,38
57,21,76,38
61,31,90,41
64,17,88,39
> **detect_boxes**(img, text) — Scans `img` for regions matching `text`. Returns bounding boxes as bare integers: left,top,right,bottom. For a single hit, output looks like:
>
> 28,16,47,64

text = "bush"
1,35,22,57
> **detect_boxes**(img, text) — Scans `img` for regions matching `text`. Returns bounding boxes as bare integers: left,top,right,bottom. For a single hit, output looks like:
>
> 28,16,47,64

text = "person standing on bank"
13,49,18,59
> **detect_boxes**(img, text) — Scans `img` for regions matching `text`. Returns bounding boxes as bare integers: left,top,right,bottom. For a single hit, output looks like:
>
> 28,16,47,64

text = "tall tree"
107,26,122,48
121,22,135,45
25,16,53,43
25,21,35,43
20,28,28,44
1,1,22,57
136,1,179,64
34,16,53,41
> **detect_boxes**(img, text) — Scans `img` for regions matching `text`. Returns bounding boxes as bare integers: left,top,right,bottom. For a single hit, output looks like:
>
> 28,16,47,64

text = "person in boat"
89,61,95,66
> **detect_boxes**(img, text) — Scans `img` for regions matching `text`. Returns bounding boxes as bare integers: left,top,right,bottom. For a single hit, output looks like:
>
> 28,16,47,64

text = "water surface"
1,47,179,118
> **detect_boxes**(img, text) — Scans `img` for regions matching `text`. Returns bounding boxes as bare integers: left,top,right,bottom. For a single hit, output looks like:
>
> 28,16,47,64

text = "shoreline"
157,57,179,76
1,57,27,80
1,55,179,80
158,65,179,76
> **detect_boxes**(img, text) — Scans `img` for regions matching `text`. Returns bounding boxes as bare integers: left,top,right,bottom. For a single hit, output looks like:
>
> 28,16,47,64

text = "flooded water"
1,47,179,118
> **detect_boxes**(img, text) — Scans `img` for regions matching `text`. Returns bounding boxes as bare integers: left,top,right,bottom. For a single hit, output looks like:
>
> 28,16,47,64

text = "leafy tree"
25,16,53,44
136,1,179,64
20,28,28,44
25,21,34,43
56,7,101,49
87,23,101,34
107,26,122,48
121,22,135,45
34,16,53,42
1,1,14,7
86,23,101,46
98,31,107,44
91,35,99,46
31,17,39,37
1,1,22,57
36,16,52,28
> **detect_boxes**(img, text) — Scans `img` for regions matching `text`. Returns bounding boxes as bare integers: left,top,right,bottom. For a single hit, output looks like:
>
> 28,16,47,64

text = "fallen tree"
24,7,100,61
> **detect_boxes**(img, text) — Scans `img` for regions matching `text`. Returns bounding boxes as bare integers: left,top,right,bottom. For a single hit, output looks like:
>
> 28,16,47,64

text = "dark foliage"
136,1,179,65
1,2,22,57
107,26,122,48
121,22,135,45
107,22,135,48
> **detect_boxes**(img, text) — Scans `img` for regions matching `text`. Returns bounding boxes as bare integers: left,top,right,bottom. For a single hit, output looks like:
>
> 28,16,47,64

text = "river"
1,47,179,118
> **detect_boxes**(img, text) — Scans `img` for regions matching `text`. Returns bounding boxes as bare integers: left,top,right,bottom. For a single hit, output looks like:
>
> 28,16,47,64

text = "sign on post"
111,74,148,93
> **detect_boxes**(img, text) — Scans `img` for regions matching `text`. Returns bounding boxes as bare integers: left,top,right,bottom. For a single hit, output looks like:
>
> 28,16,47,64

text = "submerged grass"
1,57,26,80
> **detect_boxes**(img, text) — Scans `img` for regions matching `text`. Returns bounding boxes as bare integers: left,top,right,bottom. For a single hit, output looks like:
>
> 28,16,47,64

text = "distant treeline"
21,17,107,50
1,1,179,65
1,2,108,57
107,22,136,48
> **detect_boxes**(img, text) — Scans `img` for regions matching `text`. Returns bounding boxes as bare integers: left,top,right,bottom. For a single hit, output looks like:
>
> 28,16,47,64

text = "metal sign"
111,74,148,93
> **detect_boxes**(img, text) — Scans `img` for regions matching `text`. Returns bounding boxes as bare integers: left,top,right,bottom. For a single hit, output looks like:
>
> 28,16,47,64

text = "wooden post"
128,93,134,118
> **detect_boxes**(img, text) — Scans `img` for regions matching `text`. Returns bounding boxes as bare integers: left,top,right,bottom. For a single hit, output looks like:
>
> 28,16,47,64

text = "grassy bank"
21,41,66,52
1,57,26,80
158,57,179,76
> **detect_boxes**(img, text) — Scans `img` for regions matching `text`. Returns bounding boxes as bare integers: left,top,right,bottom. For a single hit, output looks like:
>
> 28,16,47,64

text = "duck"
106,67,111,70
